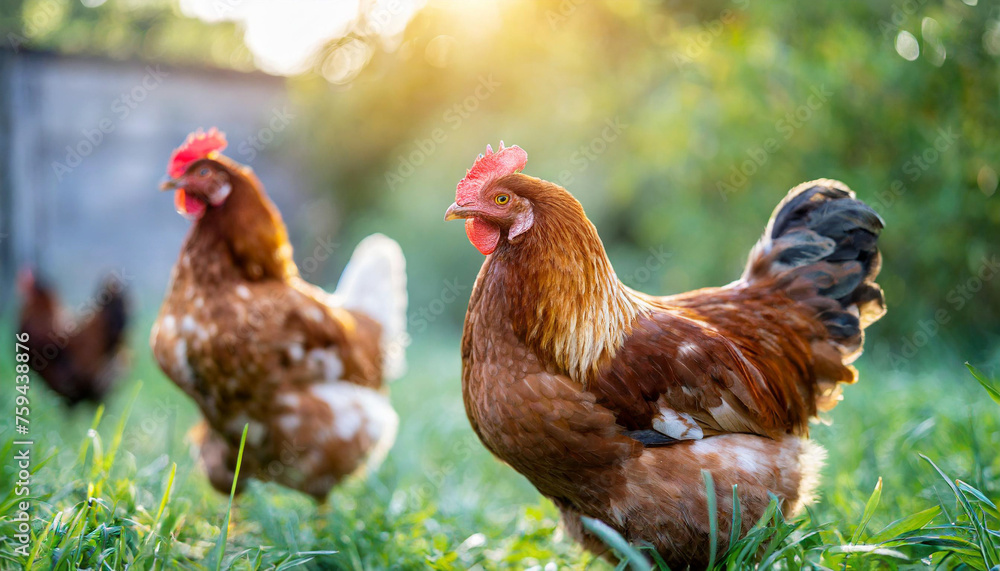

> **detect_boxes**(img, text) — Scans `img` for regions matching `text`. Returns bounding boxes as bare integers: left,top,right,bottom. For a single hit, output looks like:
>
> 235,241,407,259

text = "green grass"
1,317,998,570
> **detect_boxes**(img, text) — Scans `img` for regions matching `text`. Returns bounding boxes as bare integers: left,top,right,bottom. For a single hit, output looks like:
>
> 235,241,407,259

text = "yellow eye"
495,194,510,205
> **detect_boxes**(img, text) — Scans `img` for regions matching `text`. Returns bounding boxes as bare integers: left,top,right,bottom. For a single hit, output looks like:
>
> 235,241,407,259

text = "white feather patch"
309,381,399,469
278,414,301,433
331,234,408,380
162,314,176,335
688,437,763,474
652,407,703,440
173,338,193,386
307,348,344,381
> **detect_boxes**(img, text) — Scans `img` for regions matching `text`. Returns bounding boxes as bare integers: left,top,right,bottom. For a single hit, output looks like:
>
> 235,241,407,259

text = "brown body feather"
459,175,883,567
152,157,400,499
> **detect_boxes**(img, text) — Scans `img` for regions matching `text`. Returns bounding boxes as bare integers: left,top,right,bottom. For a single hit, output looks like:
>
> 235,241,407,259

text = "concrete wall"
0,50,307,315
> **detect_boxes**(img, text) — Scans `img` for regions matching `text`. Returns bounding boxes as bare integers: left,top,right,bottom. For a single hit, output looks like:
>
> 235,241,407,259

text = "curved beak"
160,176,181,191
444,202,477,221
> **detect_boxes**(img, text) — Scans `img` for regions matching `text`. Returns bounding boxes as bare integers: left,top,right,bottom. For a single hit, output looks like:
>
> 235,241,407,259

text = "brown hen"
151,129,407,499
445,143,884,567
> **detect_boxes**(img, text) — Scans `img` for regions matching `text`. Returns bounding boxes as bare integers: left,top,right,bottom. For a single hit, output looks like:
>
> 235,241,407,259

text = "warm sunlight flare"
178,0,425,75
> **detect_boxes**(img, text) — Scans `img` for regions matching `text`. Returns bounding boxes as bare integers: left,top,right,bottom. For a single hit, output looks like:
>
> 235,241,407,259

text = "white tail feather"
334,234,408,380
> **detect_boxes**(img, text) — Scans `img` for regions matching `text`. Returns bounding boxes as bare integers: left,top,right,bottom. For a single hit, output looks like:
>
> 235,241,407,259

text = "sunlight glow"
179,0,425,76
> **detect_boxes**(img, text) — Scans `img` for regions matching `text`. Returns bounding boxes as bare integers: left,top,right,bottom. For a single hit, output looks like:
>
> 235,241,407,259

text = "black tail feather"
745,179,886,359
96,276,130,353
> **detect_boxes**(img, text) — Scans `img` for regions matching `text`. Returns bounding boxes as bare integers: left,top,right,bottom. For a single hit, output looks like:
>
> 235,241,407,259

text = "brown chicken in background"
445,143,885,567
18,268,130,406
151,128,407,500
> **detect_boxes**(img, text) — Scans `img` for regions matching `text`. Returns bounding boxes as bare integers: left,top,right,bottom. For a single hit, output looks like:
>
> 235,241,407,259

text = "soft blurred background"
0,0,998,569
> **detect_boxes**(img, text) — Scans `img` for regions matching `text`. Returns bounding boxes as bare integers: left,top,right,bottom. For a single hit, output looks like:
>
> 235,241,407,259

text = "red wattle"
465,218,500,255
174,189,207,220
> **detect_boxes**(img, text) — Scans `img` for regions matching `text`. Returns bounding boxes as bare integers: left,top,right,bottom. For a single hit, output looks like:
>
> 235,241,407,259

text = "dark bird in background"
18,268,130,406
445,143,885,568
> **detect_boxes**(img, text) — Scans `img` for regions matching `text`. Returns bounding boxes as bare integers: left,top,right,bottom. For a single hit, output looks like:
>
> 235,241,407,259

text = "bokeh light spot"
321,38,374,84
977,166,998,197
895,30,920,61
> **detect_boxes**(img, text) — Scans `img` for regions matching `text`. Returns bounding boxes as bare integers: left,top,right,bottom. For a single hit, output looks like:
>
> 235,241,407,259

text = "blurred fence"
0,48,305,314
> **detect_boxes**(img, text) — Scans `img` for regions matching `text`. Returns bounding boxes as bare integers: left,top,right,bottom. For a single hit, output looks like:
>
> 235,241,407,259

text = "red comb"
167,128,228,178
456,142,527,204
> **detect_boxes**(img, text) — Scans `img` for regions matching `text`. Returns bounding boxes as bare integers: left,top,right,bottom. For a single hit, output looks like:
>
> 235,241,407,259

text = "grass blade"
24,517,53,569
701,469,718,567
869,506,941,543
851,477,882,544
641,545,670,571
76,405,105,471
957,480,998,511
105,381,142,475
827,544,910,559
920,455,999,567
966,363,1000,407
215,424,249,571
580,516,652,571
141,461,177,557
728,484,742,555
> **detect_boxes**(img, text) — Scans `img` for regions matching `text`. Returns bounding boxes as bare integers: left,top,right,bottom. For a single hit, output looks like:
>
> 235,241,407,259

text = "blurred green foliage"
303,0,1000,370
2,0,998,365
